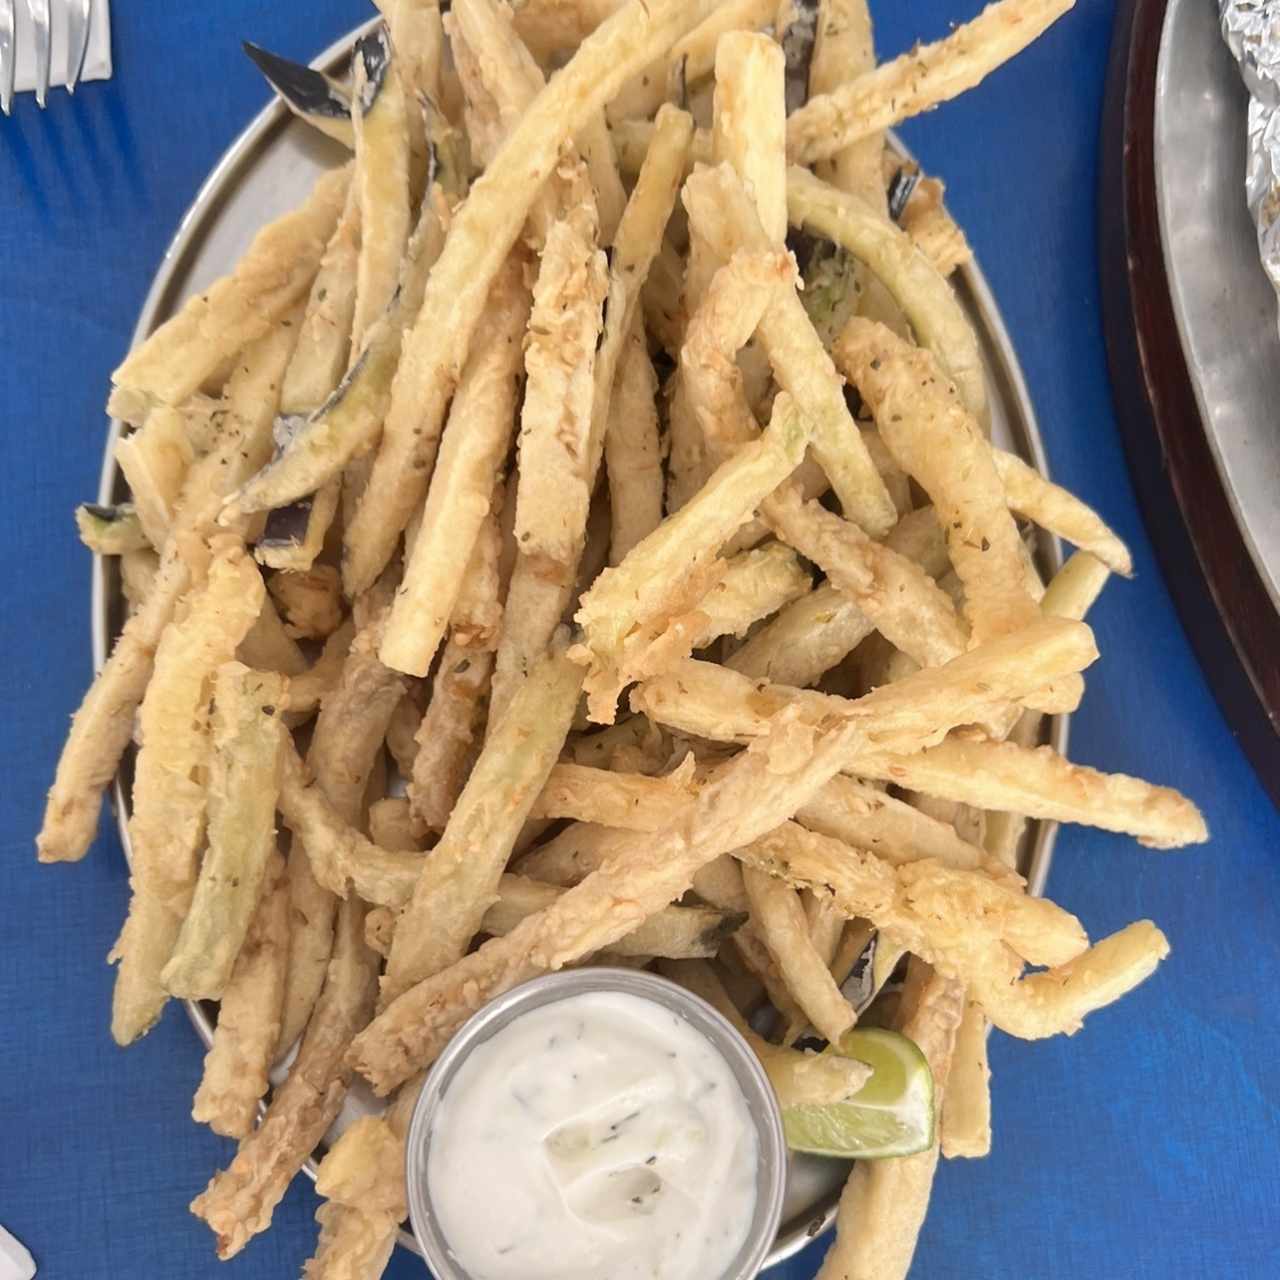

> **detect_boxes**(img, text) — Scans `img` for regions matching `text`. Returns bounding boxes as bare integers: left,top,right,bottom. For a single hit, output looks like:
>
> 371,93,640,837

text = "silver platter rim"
92,16,1065,1269
1152,0,1280,618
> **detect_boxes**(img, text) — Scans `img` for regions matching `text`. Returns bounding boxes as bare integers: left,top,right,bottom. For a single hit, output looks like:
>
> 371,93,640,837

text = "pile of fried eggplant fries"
44,0,1206,1275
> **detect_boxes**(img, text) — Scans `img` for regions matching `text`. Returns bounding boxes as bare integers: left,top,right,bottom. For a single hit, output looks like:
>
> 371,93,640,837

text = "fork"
1,0,94,114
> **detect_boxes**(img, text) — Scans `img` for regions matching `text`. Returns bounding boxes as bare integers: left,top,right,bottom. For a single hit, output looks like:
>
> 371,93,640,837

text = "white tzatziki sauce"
426,990,760,1280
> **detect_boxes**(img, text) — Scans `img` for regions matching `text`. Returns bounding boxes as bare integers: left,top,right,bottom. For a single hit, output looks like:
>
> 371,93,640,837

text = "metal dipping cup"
405,968,788,1280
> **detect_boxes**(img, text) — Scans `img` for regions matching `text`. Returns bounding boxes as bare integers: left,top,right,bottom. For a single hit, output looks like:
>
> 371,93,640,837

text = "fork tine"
65,0,92,93
27,0,49,107
0,0,14,115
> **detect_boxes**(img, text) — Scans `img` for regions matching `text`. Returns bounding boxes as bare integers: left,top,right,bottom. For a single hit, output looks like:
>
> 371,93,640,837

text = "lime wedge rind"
780,1028,935,1161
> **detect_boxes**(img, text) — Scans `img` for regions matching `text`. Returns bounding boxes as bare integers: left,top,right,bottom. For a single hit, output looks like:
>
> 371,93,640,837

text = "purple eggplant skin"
79,502,135,524
780,0,821,116
353,25,392,114
843,931,881,1015
887,166,922,223
243,40,352,121
259,496,316,551
672,54,689,111
787,227,822,277
270,412,312,456
790,931,882,1053
256,412,317,552
319,330,375,418
249,318,383,553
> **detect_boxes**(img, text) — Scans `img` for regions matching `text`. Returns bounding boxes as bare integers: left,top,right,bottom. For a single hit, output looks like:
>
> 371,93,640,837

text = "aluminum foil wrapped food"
1222,0,1280,328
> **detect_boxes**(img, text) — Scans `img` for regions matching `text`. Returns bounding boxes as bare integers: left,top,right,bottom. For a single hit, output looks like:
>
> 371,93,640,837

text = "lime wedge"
781,1028,934,1160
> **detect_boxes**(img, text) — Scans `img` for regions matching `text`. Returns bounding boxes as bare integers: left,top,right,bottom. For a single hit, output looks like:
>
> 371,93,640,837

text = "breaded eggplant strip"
382,648,583,1004
815,963,965,1280
109,167,348,425
573,394,810,721
192,850,289,1139
837,317,1033,640
339,0,720,595
631,651,1206,849
604,319,665,563
277,617,406,1054
350,26,412,351
349,619,1094,1092
191,894,379,1259
224,194,447,520
683,162,896,533
380,255,529,677
39,321,298,864
489,214,607,721
110,547,265,1045
161,665,288,1001
789,169,986,424
788,0,1076,166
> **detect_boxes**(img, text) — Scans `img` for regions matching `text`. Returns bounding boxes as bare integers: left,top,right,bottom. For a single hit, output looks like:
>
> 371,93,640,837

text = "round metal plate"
93,21,1064,1271
1155,0,1280,617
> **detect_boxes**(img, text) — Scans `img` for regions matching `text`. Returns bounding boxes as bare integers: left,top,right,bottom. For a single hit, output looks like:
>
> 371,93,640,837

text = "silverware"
0,0,96,114
66,0,91,94
28,0,48,107
0,3,14,115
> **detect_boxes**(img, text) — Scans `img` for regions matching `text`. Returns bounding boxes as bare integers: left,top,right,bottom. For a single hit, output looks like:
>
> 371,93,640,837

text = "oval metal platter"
93,18,1066,1271
1098,0,1280,807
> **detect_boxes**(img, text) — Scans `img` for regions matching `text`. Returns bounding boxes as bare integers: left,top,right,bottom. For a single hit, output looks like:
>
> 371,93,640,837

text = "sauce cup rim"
404,967,789,1280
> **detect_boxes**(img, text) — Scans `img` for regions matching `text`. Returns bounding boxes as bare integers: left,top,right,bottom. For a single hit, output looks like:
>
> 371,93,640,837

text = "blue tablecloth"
3,2,1278,1276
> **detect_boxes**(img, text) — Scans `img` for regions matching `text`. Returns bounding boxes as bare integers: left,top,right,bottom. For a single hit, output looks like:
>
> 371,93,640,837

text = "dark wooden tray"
1099,0,1280,806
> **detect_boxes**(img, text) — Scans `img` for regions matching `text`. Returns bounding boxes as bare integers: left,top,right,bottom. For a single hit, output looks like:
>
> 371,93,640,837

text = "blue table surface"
3,2,1278,1276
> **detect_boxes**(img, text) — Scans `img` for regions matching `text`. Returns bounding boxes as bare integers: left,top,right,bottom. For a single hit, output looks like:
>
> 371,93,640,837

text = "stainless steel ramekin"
405,968,788,1280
